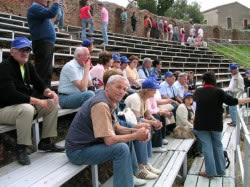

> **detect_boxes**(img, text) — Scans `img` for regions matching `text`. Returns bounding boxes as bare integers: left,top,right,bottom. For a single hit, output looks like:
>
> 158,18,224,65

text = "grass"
208,45,250,69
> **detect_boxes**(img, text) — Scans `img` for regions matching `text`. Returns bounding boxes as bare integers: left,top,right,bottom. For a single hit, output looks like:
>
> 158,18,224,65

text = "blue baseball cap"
142,78,160,89
11,37,31,49
229,64,238,72
82,39,94,47
165,71,174,78
245,70,250,75
112,54,120,61
183,92,193,99
120,56,130,63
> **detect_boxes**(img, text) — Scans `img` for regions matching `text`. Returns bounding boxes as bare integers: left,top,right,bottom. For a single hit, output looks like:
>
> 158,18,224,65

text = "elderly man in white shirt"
138,58,152,80
227,64,244,126
173,72,188,103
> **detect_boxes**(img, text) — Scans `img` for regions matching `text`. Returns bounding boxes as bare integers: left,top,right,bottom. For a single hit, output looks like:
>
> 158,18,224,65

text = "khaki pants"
0,99,58,145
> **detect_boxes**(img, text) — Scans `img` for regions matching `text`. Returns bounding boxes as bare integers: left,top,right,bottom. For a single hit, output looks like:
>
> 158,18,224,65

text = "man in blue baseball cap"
227,64,244,126
111,54,121,70
0,37,64,166
159,71,177,100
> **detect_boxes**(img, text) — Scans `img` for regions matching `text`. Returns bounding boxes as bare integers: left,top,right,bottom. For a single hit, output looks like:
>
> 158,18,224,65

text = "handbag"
117,108,137,125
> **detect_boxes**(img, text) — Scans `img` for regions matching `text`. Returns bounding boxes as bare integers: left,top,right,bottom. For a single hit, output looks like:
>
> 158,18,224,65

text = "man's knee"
47,99,59,112
86,90,95,98
114,143,130,157
18,104,35,118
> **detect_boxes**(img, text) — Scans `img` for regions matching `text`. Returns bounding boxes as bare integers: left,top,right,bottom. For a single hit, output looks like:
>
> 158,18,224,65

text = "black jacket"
0,57,46,108
194,87,238,132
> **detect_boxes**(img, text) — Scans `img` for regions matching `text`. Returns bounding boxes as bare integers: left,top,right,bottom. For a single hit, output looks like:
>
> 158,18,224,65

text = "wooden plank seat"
102,138,195,187
184,119,236,187
0,141,98,187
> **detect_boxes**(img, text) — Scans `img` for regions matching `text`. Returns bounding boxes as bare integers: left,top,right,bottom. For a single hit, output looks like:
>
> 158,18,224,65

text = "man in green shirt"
120,8,128,34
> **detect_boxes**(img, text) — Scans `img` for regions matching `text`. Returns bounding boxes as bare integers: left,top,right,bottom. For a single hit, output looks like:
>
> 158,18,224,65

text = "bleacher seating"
0,11,240,186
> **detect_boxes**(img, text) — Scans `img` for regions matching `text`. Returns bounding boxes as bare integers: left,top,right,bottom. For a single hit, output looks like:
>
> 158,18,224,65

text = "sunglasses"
17,48,31,53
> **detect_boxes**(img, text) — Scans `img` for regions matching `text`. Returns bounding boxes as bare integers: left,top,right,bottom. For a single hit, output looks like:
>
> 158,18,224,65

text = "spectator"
65,75,150,186
180,25,185,45
120,56,130,77
120,8,128,34
197,26,204,40
54,0,65,32
58,47,95,109
158,19,164,40
227,64,244,126
187,35,195,47
173,23,179,42
244,70,250,97
80,1,94,40
151,19,159,39
27,0,59,89
111,54,121,71
174,70,181,80
173,72,189,102
90,51,113,89
163,20,169,41
168,22,173,41
144,15,152,38
159,71,177,100
98,2,109,45
125,78,162,178
131,12,137,34
0,37,64,165
187,71,196,92
151,59,162,81
126,55,141,89
189,25,196,38
193,71,250,177
138,58,152,80
82,39,94,68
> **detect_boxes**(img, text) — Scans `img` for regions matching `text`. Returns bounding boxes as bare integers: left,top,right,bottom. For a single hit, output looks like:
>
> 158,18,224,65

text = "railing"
235,89,250,187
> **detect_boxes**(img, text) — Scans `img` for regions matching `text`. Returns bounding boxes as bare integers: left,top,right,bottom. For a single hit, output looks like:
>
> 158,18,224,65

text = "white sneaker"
144,164,161,175
162,139,168,145
135,167,158,179
134,176,147,186
152,147,167,153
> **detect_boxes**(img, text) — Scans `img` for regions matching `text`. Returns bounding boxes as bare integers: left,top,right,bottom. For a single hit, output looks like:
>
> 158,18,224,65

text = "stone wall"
1,0,250,42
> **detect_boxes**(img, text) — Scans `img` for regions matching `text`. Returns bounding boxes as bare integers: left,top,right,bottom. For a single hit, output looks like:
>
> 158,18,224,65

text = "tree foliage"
165,0,204,24
138,0,157,14
157,0,174,16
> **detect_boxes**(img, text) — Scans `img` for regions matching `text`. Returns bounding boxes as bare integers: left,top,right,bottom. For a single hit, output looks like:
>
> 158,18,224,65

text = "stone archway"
232,29,239,44
212,27,220,43
114,8,123,33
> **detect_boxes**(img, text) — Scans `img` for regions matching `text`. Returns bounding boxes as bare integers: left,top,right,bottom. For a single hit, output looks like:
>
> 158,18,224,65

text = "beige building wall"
203,9,219,26
203,2,250,30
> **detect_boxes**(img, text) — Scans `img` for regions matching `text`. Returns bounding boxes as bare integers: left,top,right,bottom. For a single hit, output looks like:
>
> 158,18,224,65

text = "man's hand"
151,120,162,130
39,100,51,111
135,127,149,141
44,89,59,104
84,59,91,72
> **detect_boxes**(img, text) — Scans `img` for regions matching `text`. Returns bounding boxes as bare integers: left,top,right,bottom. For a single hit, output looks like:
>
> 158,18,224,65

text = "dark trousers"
32,40,54,88
151,114,164,148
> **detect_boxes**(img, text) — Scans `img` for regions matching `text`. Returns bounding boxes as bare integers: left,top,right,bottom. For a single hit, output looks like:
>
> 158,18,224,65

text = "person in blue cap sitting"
111,54,121,71
0,37,64,165
227,64,244,126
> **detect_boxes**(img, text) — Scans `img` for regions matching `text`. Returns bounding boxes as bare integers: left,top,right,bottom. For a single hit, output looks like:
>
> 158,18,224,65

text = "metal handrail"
235,91,250,187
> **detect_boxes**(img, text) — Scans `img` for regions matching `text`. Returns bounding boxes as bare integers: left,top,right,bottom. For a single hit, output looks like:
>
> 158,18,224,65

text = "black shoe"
38,141,65,152
1,133,17,149
16,145,31,165
227,122,236,126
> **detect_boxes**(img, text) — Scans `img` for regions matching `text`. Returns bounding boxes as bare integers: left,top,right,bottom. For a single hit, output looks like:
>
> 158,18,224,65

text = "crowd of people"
2,33,250,186
1,0,250,187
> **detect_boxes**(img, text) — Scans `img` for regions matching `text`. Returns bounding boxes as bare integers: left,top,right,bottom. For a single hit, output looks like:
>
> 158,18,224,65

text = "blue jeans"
229,105,237,125
66,143,133,187
54,7,64,29
81,18,94,40
193,130,226,176
101,22,108,44
134,140,152,164
59,91,95,109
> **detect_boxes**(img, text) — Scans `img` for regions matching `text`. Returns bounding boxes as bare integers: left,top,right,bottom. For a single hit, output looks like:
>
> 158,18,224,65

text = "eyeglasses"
17,48,31,53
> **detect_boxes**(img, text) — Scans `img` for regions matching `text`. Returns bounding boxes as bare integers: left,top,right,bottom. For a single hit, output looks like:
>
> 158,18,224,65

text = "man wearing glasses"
0,37,64,166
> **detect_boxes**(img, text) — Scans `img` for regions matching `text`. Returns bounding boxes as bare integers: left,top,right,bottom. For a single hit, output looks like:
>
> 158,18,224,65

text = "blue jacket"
27,2,58,43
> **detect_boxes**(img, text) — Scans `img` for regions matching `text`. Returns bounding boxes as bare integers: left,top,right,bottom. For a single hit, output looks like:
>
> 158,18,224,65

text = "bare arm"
73,60,91,91
238,98,250,105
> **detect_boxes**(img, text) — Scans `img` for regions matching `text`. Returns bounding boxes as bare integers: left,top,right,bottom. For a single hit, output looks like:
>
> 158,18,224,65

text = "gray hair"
178,72,188,80
74,47,88,58
143,58,152,65
106,75,129,85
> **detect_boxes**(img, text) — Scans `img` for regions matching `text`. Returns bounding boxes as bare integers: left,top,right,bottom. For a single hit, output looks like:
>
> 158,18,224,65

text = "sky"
98,0,250,11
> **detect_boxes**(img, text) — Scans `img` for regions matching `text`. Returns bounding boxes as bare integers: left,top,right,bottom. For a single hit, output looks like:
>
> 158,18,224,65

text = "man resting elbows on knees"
0,37,64,166
58,47,95,109
65,75,149,187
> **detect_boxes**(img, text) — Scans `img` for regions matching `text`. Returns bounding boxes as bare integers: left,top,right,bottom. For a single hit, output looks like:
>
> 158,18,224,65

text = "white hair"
143,58,152,65
178,72,188,80
74,47,88,58
106,75,129,85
